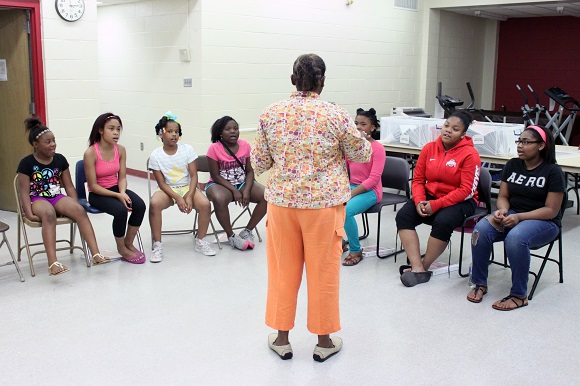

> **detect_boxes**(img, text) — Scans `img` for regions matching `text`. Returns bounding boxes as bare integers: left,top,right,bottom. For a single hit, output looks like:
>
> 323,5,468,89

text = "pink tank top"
90,142,120,190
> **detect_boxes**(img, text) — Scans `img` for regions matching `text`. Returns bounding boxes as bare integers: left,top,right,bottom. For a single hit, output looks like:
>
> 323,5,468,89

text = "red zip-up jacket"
412,136,480,213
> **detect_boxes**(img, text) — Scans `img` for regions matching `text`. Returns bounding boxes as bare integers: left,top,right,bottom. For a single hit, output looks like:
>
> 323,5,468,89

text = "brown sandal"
492,295,528,311
342,252,363,266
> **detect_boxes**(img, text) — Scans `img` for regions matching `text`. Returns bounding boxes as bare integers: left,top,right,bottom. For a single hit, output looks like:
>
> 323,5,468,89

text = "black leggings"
89,186,146,237
395,197,476,242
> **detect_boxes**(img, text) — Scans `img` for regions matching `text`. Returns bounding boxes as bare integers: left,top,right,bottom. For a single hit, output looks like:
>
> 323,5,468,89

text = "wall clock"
55,0,85,22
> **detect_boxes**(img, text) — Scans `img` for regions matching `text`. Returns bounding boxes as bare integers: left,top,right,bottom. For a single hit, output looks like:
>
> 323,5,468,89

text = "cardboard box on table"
380,116,525,156
467,121,525,156
380,116,444,148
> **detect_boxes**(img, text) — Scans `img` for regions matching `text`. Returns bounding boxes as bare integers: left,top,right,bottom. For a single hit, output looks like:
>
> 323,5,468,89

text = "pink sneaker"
228,234,254,250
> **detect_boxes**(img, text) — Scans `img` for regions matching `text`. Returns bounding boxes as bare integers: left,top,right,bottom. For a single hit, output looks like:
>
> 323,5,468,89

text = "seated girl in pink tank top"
83,112,147,264
91,142,120,189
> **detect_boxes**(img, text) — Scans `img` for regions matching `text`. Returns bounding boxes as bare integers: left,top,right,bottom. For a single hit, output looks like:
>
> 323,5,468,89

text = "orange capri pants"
265,202,346,335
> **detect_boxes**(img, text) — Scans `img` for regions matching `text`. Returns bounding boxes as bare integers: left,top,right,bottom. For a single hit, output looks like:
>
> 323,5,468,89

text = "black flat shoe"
400,271,432,287
399,264,412,275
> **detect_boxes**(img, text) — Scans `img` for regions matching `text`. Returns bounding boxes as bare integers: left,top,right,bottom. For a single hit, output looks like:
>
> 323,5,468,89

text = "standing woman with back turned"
252,53,371,362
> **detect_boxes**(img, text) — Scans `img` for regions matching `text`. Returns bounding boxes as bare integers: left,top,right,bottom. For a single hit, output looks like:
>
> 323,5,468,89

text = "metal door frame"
0,0,45,121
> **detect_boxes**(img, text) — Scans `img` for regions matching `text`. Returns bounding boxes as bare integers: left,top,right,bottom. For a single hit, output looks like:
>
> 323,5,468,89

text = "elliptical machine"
436,81,474,116
517,84,579,146
544,86,579,146
436,81,504,122
518,84,580,213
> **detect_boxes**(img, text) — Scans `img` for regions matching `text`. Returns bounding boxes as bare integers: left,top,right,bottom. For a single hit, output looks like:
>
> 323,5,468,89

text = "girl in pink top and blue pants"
343,108,386,266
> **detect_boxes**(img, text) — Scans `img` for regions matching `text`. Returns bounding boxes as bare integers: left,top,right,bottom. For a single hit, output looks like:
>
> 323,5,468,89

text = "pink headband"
527,125,547,143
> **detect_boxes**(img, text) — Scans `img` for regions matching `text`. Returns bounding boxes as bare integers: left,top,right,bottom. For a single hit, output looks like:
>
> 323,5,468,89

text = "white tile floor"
1,175,579,385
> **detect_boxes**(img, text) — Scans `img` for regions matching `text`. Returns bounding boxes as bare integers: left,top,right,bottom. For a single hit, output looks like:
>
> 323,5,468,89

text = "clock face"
55,0,85,22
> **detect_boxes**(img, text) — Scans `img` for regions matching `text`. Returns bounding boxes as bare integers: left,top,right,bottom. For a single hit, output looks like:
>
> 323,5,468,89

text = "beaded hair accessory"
105,114,120,121
35,129,51,140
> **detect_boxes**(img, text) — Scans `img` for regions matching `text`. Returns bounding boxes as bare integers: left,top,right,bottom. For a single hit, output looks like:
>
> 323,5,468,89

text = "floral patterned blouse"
252,91,372,209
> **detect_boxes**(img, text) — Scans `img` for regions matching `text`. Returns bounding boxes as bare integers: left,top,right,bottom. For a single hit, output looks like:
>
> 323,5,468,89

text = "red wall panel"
495,16,580,113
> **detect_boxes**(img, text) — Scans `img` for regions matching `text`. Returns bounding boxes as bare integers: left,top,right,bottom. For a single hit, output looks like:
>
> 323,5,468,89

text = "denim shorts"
204,181,245,192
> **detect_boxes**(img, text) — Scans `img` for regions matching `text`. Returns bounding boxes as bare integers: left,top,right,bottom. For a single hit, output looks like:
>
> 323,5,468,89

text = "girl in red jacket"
396,110,481,287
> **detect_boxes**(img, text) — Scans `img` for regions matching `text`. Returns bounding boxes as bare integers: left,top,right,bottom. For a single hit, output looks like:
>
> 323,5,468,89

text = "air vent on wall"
394,0,418,11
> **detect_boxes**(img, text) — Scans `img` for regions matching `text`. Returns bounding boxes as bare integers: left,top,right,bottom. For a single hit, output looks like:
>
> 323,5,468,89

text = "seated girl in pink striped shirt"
205,116,267,251
342,108,386,266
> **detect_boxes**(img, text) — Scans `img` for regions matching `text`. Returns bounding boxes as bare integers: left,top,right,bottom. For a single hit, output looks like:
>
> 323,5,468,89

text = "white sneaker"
195,238,216,256
239,228,255,243
228,234,254,251
150,241,163,263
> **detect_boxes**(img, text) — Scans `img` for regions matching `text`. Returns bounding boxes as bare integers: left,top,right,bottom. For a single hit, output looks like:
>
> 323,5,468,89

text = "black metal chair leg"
359,213,370,240
458,226,469,277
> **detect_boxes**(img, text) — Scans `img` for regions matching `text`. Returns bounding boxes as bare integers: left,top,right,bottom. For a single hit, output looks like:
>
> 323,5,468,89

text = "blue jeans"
471,211,559,297
344,184,377,253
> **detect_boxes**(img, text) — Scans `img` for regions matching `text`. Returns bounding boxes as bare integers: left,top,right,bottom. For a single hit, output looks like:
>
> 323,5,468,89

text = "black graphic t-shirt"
501,158,566,225
17,153,69,198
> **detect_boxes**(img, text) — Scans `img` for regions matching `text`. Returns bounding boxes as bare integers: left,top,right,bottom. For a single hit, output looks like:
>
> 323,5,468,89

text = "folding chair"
74,160,144,256
196,155,262,243
14,175,90,277
457,167,492,277
0,221,25,282
146,157,221,248
75,160,103,215
360,156,410,259
565,172,579,215
489,192,566,300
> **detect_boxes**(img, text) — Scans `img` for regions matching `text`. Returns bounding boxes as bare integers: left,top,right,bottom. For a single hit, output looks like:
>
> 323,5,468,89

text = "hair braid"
292,54,326,92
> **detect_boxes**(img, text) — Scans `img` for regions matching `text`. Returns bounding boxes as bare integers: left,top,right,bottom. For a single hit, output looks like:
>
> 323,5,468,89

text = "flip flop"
92,253,111,265
492,295,528,311
467,285,488,303
125,246,146,259
121,251,145,264
48,261,70,276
